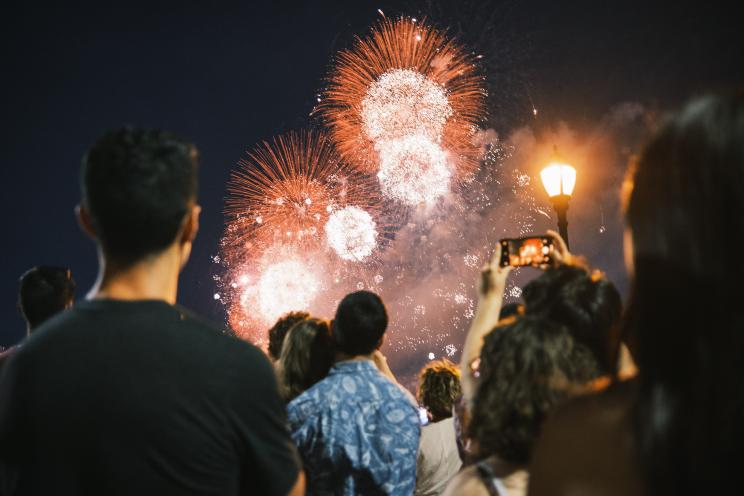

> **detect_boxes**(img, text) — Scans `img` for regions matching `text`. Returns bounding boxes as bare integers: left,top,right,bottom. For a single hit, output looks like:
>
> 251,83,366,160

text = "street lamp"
540,146,576,248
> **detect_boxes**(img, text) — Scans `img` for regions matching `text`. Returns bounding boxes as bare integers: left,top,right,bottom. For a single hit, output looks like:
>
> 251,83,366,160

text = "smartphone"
418,407,430,426
499,236,554,267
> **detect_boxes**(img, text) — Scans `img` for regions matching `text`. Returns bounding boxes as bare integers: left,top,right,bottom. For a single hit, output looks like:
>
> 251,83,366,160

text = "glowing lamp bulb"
540,162,576,198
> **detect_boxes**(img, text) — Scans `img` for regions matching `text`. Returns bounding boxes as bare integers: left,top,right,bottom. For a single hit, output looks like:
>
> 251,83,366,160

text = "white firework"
361,68,452,144
324,206,378,262
248,259,320,323
376,135,452,206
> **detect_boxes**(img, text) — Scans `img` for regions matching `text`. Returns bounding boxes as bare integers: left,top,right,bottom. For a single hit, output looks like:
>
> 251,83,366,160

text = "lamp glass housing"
540,162,576,198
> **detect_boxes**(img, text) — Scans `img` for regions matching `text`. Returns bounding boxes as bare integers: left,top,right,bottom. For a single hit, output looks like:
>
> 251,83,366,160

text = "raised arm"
460,245,510,404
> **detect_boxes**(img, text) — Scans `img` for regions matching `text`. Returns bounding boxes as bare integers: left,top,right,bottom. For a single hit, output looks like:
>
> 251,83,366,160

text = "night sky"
2,0,742,361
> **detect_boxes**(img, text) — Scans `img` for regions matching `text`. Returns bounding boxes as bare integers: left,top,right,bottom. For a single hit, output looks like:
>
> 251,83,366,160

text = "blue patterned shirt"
287,360,421,496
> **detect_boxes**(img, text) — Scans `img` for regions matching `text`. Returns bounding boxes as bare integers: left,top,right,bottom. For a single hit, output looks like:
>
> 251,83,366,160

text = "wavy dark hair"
468,316,598,465
279,318,335,402
417,359,462,422
625,92,744,494
522,264,622,375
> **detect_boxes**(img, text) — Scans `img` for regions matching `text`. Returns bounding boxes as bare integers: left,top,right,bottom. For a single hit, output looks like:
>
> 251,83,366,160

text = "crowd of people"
0,91,742,495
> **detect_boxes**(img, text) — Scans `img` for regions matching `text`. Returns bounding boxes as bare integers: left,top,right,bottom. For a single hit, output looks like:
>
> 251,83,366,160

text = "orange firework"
223,130,383,263
317,17,486,177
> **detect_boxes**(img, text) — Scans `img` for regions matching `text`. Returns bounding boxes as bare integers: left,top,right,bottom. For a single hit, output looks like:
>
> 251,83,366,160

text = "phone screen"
418,407,430,426
499,236,553,267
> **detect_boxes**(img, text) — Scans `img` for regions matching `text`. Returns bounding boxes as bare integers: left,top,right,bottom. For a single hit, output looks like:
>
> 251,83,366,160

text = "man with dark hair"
0,128,304,496
0,266,76,370
267,311,310,361
18,266,76,333
287,290,420,495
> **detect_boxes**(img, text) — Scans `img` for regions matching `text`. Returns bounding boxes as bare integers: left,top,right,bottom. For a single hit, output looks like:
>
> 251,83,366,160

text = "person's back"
0,128,302,495
1,301,296,495
415,360,462,496
289,360,419,494
287,291,420,495
527,379,642,496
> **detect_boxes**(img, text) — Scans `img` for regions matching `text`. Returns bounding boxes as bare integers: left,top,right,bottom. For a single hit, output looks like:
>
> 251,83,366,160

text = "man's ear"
376,334,386,350
76,204,97,240
181,204,201,244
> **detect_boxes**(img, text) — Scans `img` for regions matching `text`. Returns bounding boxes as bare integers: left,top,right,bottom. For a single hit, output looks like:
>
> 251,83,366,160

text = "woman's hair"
468,315,598,465
624,92,744,493
522,264,622,375
417,359,462,421
278,318,335,402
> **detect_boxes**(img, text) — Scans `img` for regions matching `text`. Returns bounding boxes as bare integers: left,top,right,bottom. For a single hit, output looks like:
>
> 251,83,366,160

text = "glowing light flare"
540,162,576,197
361,68,452,144
376,135,452,207
325,206,378,262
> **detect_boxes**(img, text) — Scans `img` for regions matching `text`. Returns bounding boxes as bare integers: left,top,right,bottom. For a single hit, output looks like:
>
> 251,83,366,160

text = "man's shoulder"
173,305,258,351
170,307,271,374
288,369,416,418
288,374,338,414
22,302,266,366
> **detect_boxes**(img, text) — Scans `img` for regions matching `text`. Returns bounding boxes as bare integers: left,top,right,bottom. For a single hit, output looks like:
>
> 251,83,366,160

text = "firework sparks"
223,130,379,258
221,130,395,343
361,68,452,144
318,17,485,177
226,254,322,341
256,259,321,322
376,135,452,206
325,205,378,262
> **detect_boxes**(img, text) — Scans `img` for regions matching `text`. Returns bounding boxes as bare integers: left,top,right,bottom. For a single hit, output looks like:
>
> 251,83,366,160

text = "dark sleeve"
231,345,301,496
0,351,26,463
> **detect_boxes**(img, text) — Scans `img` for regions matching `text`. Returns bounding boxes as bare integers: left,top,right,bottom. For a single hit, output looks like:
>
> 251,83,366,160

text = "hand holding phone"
499,236,555,267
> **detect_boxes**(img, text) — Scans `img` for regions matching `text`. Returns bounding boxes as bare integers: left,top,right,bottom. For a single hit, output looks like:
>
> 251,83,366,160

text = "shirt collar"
329,359,379,375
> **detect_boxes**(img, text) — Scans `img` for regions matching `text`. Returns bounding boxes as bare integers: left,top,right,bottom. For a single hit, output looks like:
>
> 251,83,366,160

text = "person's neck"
484,455,527,478
335,352,374,363
88,246,181,305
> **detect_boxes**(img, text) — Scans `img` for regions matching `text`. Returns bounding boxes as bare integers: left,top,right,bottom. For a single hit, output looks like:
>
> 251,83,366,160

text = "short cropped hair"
333,291,388,356
81,128,198,265
267,311,310,361
19,266,76,330
417,359,462,421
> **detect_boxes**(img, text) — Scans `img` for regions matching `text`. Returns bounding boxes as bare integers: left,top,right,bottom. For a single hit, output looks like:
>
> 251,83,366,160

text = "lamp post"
540,147,576,249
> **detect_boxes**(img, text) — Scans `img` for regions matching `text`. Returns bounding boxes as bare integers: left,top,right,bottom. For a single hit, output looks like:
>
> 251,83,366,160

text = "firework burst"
223,130,381,260
225,248,323,342
325,205,378,262
317,17,486,177
376,135,452,207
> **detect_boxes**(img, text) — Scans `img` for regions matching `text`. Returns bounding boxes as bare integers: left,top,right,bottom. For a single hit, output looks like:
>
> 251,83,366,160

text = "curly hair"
417,359,462,421
267,311,310,360
279,318,335,402
469,315,599,465
522,264,622,375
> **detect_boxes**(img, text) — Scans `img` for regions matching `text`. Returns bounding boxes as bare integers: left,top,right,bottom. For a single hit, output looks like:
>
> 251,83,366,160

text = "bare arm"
373,350,418,404
287,470,306,496
460,246,510,405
